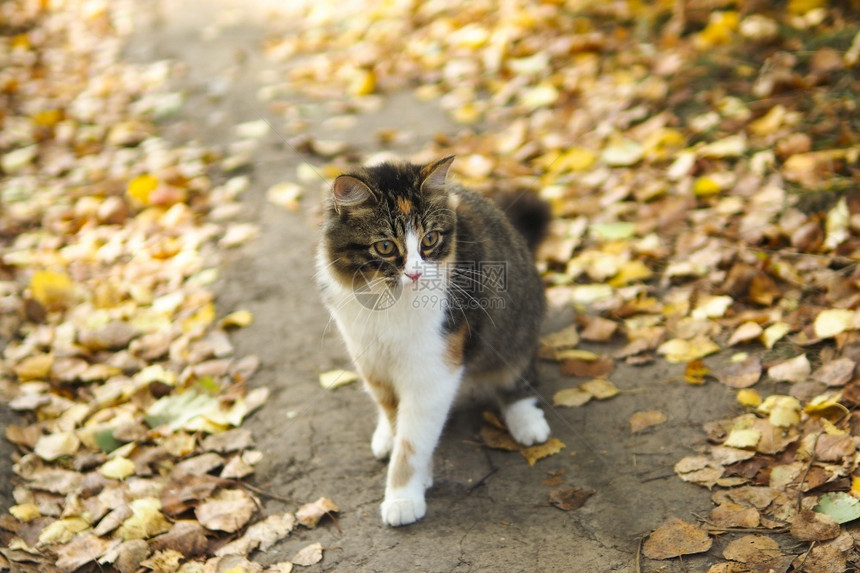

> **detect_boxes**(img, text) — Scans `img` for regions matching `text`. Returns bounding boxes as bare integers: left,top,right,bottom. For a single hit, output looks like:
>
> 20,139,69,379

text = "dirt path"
123,2,741,571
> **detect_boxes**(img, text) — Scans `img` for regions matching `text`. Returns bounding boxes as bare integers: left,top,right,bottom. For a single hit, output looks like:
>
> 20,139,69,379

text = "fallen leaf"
219,310,254,329
296,498,338,528
195,488,256,533
116,498,172,540
291,542,323,567
580,317,618,342
767,354,811,383
559,356,614,378
728,321,764,346
684,359,710,385
629,410,667,433
139,549,183,572
812,358,855,387
37,517,89,546
715,356,761,388
34,432,80,461
150,521,208,557
579,378,619,400
790,508,840,542
521,438,566,466
814,492,860,525
552,387,592,407
736,388,762,407
318,369,360,390
814,309,856,339
547,485,595,511
657,336,720,363
643,517,712,559
722,534,781,562
216,513,296,556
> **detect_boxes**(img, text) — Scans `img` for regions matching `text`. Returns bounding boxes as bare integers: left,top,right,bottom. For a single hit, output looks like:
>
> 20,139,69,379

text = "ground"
124,2,735,571
2,1,857,572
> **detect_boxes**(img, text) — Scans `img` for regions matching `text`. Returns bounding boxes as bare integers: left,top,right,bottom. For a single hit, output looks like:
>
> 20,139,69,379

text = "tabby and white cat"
316,156,550,526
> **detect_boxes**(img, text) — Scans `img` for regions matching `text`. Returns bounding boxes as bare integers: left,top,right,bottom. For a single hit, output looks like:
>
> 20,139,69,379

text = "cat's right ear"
332,175,374,214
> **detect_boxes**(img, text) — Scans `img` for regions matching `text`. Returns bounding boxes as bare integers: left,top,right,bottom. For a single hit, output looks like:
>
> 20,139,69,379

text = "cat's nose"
406,271,422,283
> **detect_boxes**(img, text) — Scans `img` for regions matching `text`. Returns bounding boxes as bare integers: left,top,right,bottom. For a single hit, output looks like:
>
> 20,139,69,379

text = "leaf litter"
5,0,860,568
0,1,336,570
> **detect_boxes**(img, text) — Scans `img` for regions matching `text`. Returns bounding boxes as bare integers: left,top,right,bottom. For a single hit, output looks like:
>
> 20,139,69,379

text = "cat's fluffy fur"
316,156,550,526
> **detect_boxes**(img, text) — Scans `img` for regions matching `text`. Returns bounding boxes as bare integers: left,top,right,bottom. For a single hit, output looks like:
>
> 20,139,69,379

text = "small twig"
704,525,790,534
640,472,675,483
468,449,500,493
795,541,817,570
797,432,823,512
635,536,643,573
239,481,295,504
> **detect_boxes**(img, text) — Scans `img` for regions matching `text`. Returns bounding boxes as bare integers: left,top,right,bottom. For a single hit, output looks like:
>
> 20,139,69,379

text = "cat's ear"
420,156,455,192
332,175,375,214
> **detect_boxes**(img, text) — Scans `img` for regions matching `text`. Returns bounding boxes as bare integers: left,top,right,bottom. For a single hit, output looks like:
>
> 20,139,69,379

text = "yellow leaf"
550,147,597,173
761,322,791,349
38,517,89,546
127,174,159,206
101,456,136,480
117,498,171,540
693,176,721,196
553,387,592,407
737,389,762,407
14,353,54,381
30,270,76,310
182,302,216,334
814,309,856,339
608,260,653,287
219,310,254,329
684,359,709,385
521,438,566,466
757,395,802,428
319,369,360,390
10,503,41,522
691,295,733,320
697,11,739,48
851,477,860,497
580,378,619,400
788,0,827,15
724,428,761,449
32,109,63,127
349,69,376,97
657,336,720,363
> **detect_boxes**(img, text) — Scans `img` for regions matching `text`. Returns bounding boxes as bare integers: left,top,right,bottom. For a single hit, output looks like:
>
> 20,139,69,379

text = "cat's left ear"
420,156,455,192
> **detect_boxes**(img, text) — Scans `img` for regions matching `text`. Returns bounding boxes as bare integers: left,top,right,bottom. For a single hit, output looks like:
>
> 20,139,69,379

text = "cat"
316,156,551,527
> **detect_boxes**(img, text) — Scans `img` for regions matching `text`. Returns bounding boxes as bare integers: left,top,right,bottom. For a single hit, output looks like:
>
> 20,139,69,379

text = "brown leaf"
547,485,595,511
790,509,841,542
812,358,856,387
716,356,762,388
709,503,760,528
195,488,257,533
643,517,712,559
560,356,614,377
201,428,254,453
55,533,113,573
160,474,227,516
723,535,780,562
150,520,208,557
216,512,296,556
684,359,710,385
580,316,618,342
480,424,520,452
814,433,856,462
629,410,667,433
521,438,566,466
291,542,323,566
296,497,338,528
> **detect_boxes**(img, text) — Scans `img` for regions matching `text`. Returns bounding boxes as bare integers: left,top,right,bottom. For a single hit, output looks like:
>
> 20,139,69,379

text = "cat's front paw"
371,419,394,460
504,398,551,446
380,494,426,527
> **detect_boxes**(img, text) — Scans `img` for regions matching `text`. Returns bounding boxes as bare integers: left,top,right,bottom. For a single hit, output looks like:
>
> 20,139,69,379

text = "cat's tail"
494,191,551,255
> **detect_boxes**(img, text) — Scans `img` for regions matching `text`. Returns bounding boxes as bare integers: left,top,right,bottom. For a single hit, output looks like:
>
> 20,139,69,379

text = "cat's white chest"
321,271,448,385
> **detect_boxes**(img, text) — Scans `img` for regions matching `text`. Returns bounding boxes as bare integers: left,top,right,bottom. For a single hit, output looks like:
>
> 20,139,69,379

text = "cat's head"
321,156,458,293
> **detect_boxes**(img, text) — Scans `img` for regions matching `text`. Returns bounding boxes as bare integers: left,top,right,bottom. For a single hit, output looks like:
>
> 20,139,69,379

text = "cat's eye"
422,232,440,249
373,240,396,257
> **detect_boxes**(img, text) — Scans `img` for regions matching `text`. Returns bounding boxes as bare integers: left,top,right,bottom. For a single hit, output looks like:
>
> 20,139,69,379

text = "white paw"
503,398,550,446
381,494,426,527
371,420,394,460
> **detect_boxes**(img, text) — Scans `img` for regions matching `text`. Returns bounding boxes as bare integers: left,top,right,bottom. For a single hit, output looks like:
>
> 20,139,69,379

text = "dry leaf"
521,438,566,466
579,378,619,400
291,542,323,567
767,354,811,383
790,509,841,542
547,485,595,511
716,356,762,388
684,359,710,385
643,517,713,559
552,387,592,407
629,410,667,433
195,489,256,533
318,369,360,390
296,498,338,528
